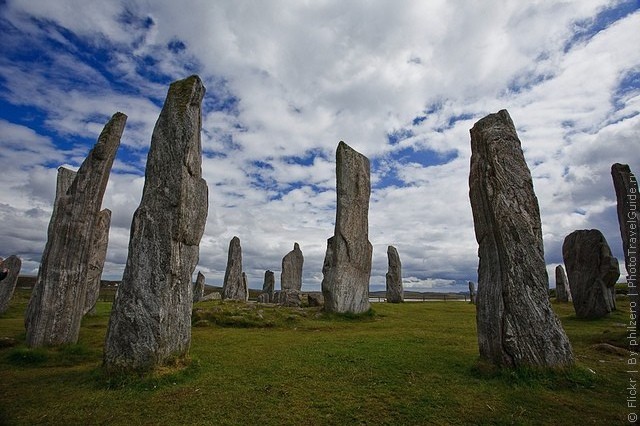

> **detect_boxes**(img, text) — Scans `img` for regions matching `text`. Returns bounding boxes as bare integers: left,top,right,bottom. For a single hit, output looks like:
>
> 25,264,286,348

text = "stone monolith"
221,236,247,301
0,255,22,314
103,76,207,372
259,270,275,303
555,265,571,303
468,281,476,304
281,243,304,291
562,229,620,319
321,142,372,314
385,245,403,303
193,271,205,303
84,209,111,315
26,113,125,347
611,163,638,346
469,109,573,368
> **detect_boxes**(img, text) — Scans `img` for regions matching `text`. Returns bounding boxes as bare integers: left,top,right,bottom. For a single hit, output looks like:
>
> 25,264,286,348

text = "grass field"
0,288,632,425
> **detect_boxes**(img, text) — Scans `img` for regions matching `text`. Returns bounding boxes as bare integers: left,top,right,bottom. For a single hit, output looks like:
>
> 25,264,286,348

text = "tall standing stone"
103,76,207,372
83,209,111,315
281,243,304,291
562,229,620,319
468,281,476,305
322,141,372,314
469,109,573,368
193,271,205,303
25,113,125,347
221,236,247,301
385,245,403,303
611,163,639,345
0,255,22,314
555,265,571,303
258,270,275,303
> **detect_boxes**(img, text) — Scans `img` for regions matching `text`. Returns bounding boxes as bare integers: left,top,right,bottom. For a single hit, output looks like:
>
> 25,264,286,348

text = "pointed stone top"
293,242,300,250
197,271,205,279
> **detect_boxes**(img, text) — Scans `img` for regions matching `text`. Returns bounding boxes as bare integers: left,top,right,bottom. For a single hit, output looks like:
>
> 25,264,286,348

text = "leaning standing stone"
221,236,247,301
281,243,304,291
26,113,125,347
562,229,620,319
385,246,403,303
104,76,207,372
193,271,205,303
321,142,373,314
555,265,571,303
0,255,22,314
469,109,573,368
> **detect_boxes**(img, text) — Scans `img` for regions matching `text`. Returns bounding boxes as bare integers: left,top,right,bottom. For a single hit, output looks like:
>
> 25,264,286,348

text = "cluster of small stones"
321,142,373,314
385,245,403,303
0,256,22,314
469,109,574,368
25,113,125,347
562,229,619,319
104,76,208,373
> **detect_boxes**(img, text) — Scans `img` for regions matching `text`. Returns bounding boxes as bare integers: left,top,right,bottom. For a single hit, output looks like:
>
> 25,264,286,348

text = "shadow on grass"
470,359,599,390
93,357,201,391
5,343,96,367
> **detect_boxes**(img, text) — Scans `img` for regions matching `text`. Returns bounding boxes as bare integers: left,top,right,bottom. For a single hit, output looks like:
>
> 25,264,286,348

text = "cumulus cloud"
0,0,638,292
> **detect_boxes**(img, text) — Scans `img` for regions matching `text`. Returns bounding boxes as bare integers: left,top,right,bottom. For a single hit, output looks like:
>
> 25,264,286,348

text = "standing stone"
562,229,620,319
0,255,22,314
193,271,205,303
26,113,125,347
83,209,111,316
385,245,403,303
468,281,476,305
281,243,304,291
555,265,571,303
611,163,639,346
469,109,573,368
259,270,275,303
104,76,207,372
321,141,373,314
221,236,247,301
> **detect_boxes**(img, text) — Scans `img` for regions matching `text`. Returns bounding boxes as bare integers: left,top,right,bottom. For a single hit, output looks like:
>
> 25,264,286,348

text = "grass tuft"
6,347,49,366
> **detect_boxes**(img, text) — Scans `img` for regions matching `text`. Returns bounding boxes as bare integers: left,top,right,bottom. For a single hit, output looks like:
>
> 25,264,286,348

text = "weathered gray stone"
555,265,571,303
562,229,620,319
26,113,125,347
84,209,111,316
201,292,222,301
0,255,22,314
611,163,639,346
281,243,304,291
385,245,403,303
259,270,275,303
307,293,324,307
221,236,247,301
273,289,302,307
321,141,372,314
103,76,207,372
468,281,476,305
193,271,205,303
469,109,573,368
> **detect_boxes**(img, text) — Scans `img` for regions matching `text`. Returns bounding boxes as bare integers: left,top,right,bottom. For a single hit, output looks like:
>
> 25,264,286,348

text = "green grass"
0,288,632,425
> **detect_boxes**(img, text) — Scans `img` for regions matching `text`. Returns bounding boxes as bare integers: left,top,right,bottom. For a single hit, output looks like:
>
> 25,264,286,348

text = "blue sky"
0,0,639,293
